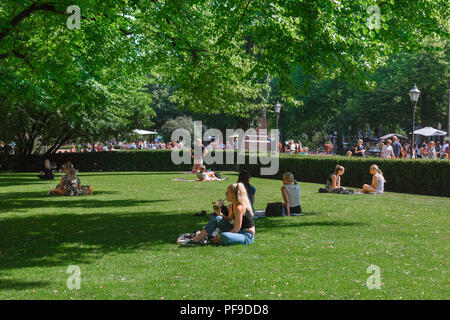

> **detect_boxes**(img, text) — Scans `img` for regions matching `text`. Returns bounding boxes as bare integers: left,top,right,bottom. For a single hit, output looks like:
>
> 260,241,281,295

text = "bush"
1,150,237,173
239,154,450,197
1,151,449,197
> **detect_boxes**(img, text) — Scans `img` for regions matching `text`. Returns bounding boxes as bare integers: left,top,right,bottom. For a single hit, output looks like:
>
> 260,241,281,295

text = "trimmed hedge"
239,155,450,197
1,151,449,197
0,150,237,173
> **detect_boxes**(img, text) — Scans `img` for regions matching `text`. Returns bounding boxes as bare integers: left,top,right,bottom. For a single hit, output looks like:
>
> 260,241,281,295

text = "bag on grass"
265,202,285,217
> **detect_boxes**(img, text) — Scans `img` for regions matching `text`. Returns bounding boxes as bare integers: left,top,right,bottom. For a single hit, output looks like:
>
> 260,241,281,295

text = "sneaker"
290,213,304,216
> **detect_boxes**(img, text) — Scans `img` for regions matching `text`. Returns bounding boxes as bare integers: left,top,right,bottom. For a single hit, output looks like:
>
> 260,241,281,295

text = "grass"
0,171,448,300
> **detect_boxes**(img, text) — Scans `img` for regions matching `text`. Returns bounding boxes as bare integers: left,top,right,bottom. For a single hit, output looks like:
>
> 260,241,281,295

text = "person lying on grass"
357,164,385,194
281,172,303,216
48,164,93,196
195,166,228,181
183,183,255,246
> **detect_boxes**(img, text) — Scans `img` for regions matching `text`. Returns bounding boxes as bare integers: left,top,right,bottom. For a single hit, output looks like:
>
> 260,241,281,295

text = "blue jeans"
203,215,255,245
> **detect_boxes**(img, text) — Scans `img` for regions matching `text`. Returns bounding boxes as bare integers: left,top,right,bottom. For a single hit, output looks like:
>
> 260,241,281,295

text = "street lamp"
274,101,282,152
274,101,281,131
410,84,420,158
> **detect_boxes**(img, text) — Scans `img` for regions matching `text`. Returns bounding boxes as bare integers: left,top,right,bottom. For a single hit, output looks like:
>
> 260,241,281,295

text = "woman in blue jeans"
183,183,255,246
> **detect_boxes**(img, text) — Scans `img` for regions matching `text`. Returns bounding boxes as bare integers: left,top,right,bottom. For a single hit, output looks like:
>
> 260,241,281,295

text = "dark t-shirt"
392,142,402,157
354,145,364,157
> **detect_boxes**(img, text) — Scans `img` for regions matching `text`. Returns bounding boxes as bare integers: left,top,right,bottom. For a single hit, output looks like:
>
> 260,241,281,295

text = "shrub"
239,154,450,197
2,152,448,197
1,150,237,173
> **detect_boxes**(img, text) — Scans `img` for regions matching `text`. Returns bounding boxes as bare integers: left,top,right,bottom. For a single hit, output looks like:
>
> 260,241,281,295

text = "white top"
375,173,384,194
380,145,393,158
284,184,301,207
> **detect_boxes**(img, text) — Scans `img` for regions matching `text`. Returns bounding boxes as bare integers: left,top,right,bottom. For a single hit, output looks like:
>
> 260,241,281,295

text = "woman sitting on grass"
281,172,302,216
183,183,255,246
358,164,385,194
325,165,345,193
48,164,92,196
38,159,54,180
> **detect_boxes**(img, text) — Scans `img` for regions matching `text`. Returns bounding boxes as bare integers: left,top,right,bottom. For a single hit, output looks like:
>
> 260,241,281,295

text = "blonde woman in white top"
281,172,303,216
359,164,385,194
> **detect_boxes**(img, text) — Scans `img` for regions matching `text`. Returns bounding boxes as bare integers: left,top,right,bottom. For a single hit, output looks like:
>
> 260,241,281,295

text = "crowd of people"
348,136,450,159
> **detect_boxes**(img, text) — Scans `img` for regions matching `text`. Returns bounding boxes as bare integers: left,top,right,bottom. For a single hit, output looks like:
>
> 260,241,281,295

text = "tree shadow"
0,211,206,271
0,190,120,201
0,279,50,291
0,175,55,188
0,197,170,213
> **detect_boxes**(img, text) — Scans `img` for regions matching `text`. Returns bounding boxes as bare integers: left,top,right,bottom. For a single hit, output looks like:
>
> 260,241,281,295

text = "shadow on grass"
0,190,120,200
0,197,169,213
0,279,50,291
0,211,207,271
0,174,55,188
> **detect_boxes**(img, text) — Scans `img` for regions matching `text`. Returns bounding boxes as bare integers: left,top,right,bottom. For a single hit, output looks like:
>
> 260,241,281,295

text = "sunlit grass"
0,171,448,299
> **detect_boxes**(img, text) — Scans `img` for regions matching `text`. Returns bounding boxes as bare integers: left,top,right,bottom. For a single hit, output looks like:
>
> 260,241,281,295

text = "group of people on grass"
183,163,385,247
38,160,93,196
37,154,384,247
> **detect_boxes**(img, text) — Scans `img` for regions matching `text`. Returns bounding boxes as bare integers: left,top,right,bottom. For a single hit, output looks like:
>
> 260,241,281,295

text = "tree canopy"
0,0,448,154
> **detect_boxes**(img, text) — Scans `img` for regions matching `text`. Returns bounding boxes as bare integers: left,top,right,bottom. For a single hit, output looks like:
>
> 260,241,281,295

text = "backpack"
265,202,286,217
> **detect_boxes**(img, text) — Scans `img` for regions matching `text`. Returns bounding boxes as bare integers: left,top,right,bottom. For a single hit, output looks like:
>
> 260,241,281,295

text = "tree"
0,0,153,156
0,0,448,157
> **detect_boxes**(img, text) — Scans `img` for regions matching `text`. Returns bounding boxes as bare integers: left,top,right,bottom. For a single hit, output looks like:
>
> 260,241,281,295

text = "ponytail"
371,164,386,183
335,165,344,175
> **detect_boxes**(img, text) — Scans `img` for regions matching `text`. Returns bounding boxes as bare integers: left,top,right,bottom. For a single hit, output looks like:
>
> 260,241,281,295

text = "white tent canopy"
133,129,158,135
413,127,447,137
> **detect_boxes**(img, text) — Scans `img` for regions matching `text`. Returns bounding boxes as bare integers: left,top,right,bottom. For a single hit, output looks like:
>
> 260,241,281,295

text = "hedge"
239,154,450,197
1,151,449,197
0,150,237,173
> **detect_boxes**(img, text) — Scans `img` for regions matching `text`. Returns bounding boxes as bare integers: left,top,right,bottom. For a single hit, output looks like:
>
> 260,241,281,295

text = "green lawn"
0,171,448,300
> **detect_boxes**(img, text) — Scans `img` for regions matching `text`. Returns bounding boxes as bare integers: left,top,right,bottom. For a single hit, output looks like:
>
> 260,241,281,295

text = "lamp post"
410,84,420,158
274,102,282,152
274,102,281,131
